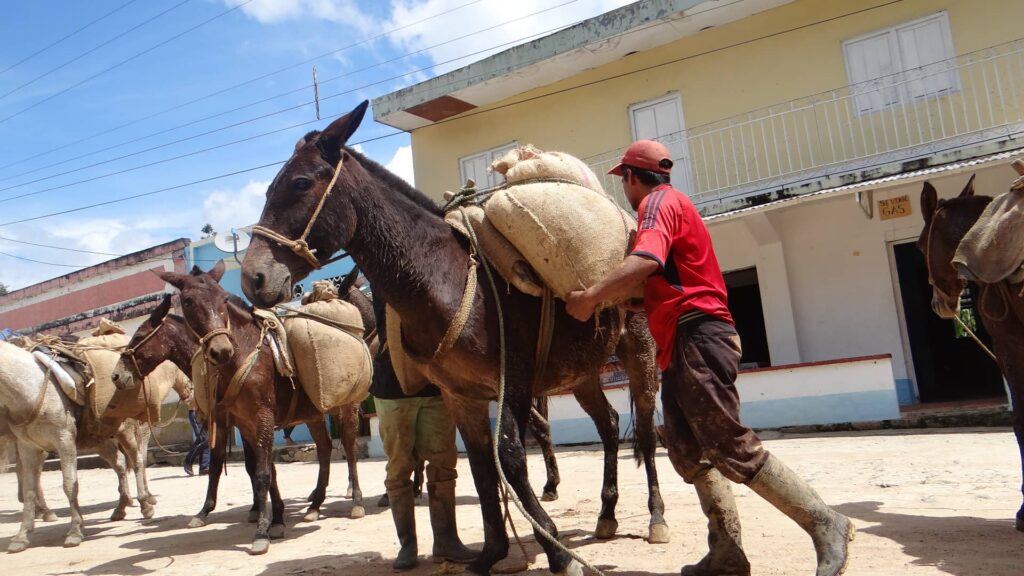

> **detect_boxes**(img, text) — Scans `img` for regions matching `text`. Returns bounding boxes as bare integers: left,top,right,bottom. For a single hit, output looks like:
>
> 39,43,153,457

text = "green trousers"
376,396,459,490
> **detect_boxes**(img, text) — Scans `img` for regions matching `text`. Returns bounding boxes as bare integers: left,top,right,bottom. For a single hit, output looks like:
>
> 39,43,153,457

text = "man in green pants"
372,305,477,571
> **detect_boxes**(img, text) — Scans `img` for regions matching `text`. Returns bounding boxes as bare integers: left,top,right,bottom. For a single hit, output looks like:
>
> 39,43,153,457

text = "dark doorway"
724,268,771,369
893,242,1005,403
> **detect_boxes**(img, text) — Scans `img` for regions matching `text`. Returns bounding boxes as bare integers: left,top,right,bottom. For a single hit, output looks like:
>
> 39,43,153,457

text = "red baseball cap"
608,140,673,176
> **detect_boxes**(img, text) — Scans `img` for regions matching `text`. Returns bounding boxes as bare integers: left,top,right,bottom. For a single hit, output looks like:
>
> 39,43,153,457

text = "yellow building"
372,0,1024,419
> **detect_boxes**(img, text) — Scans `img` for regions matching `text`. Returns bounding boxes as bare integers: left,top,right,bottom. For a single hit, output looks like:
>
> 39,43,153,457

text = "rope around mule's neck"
459,207,606,576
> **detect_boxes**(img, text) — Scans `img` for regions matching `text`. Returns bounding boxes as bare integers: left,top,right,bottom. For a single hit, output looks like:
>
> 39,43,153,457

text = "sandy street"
0,427,1021,576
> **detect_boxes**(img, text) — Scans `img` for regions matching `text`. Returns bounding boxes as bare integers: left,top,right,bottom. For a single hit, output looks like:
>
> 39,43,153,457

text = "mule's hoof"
41,511,58,523
187,516,207,529
350,506,366,519
648,521,671,544
555,559,583,576
7,541,27,554
141,504,156,520
302,509,321,523
541,491,559,502
1016,510,1024,532
595,518,618,540
269,523,286,539
63,534,83,548
247,510,259,523
110,509,127,522
250,538,270,555
490,556,529,574
145,495,158,506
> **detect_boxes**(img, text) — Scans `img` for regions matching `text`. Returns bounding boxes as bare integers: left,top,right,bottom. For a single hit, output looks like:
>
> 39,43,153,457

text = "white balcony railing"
588,39,1024,215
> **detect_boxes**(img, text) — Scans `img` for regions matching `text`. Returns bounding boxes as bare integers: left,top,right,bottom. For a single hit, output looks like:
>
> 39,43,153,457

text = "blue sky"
0,0,632,290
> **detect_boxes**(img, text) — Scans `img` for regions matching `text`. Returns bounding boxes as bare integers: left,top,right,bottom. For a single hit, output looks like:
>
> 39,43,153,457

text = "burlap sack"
485,180,635,300
492,145,605,193
191,351,213,417
77,333,130,419
385,305,430,396
445,205,545,297
102,361,186,423
284,299,372,413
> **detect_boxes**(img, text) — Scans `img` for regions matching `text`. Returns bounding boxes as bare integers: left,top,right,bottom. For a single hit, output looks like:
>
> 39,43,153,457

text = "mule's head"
242,100,370,308
157,261,236,367
917,175,988,319
112,294,175,389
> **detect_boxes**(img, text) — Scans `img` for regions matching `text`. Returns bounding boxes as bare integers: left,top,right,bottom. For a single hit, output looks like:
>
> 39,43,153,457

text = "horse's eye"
294,178,312,191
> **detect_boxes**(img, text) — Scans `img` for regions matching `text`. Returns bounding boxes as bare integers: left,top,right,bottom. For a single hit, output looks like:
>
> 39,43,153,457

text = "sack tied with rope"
953,177,1024,285
282,282,373,413
446,145,637,302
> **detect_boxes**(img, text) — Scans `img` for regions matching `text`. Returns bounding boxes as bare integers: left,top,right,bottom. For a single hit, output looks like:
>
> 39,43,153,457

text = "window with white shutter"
459,141,517,189
628,93,695,194
843,12,958,115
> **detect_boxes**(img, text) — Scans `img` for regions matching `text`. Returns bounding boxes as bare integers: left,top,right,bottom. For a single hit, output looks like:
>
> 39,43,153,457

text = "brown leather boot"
747,453,856,576
388,488,419,571
427,479,477,564
681,468,750,576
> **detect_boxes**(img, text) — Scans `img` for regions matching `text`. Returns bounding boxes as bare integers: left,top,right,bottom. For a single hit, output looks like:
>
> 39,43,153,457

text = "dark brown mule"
141,261,347,554
919,175,1024,531
240,101,667,575
112,285,367,530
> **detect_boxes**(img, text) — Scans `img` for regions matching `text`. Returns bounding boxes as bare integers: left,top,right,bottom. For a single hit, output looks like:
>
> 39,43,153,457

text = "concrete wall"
708,159,1022,404
408,0,1024,201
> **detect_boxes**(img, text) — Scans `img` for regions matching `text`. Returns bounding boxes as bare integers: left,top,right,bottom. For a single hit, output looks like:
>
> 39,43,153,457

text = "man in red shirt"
566,140,854,576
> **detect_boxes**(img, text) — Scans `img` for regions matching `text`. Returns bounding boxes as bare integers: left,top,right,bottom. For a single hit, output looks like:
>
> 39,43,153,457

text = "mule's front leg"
339,404,365,517
496,395,578,576
56,433,84,548
189,420,228,528
94,440,132,521
302,417,332,522
8,442,44,553
250,409,277,555
450,401,509,575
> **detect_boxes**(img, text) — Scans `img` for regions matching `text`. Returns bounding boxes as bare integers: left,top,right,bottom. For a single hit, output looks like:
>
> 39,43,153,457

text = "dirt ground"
1,427,1021,576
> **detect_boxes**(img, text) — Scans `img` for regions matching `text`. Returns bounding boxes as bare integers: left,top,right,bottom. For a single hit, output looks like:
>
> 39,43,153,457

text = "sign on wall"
878,195,912,220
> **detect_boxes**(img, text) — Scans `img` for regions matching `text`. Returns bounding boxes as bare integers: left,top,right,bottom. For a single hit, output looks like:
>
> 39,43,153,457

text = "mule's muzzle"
241,258,292,308
110,361,137,390
931,295,960,320
206,334,235,366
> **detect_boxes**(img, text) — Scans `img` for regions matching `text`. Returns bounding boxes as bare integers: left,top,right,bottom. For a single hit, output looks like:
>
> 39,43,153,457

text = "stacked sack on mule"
443,144,636,303
282,280,372,412
74,319,134,443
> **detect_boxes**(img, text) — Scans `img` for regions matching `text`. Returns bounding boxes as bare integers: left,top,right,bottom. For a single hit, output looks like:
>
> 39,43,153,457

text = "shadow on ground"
837,501,1022,576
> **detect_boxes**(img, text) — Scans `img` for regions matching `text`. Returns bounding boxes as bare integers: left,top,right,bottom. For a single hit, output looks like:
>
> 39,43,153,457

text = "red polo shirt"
631,184,733,369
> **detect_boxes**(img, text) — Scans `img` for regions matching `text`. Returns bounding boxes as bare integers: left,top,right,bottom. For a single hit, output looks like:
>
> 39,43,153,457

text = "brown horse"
112,287,367,531
240,101,667,575
140,261,357,554
919,175,1024,531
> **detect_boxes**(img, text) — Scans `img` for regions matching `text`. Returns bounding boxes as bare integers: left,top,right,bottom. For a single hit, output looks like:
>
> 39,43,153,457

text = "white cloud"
385,145,415,186
383,0,636,75
226,0,375,32
202,180,270,235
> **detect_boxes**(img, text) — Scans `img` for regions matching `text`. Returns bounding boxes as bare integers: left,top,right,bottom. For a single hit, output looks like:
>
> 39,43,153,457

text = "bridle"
252,151,350,270
121,315,169,381
924,204,965,306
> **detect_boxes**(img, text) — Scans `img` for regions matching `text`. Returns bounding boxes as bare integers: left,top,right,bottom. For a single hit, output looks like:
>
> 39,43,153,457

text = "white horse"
0,341,190,552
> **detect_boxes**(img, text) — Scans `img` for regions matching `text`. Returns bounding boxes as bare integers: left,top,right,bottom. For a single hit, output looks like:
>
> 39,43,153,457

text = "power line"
0,0,579,191
0,0,486,175
0,1,904,235
0,234,120,256
0,0,190,102
0,0,141,77
0,249,87,268
0,0,253,125
0,1,583,199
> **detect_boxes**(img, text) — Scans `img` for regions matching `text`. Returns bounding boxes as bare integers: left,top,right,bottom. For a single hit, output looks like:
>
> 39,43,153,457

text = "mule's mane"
940,194,993,238
343,145,442,216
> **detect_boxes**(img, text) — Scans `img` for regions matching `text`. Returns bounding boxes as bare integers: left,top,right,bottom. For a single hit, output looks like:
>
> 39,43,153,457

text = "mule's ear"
336,267,360,294
208,260,226,283
921,181,938,222
319,100,369,158
189,265,203,276
154,294,173,321
156,270,187,289
959,174,976,197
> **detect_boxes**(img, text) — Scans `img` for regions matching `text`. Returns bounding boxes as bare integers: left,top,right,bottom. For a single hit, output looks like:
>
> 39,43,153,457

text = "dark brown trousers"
661,316,768,484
